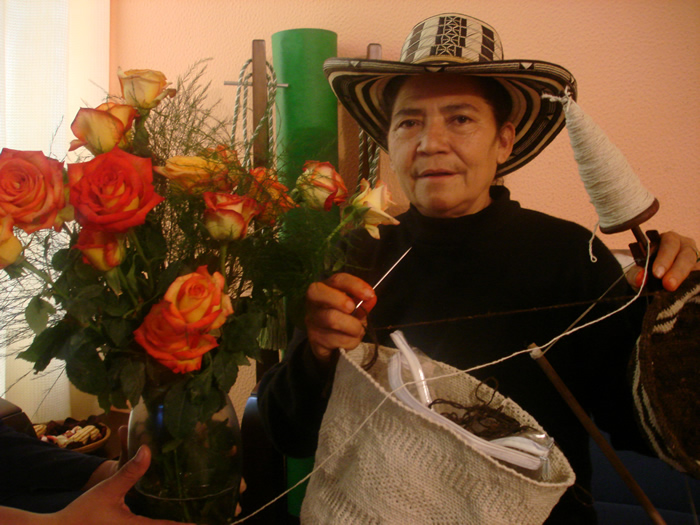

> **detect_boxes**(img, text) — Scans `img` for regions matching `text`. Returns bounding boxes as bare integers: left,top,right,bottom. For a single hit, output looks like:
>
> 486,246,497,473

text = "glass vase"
127,392,242,524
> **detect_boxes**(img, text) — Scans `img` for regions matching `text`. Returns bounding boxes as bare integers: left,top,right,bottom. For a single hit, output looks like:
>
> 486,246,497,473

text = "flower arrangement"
0,62,398,521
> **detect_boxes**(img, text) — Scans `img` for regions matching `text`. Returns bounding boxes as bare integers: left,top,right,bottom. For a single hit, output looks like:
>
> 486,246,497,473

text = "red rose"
0,148,67,233
68,148,164,232
74,229,126,272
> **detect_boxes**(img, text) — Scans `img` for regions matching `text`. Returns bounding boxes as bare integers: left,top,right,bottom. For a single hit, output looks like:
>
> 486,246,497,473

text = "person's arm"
629,231,700,291
0,445,189,525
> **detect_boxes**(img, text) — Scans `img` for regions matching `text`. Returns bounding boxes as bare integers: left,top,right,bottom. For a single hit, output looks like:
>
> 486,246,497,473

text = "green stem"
117,267,140,308
323,207,365,249
219,242,229,291
128,230,156,295
20,259,54,285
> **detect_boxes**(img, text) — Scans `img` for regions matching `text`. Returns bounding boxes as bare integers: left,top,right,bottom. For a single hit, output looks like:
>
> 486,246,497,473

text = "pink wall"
110,0,699,412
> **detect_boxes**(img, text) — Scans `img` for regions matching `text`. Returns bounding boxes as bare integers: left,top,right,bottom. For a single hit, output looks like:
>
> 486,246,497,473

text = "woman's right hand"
305,273,376,364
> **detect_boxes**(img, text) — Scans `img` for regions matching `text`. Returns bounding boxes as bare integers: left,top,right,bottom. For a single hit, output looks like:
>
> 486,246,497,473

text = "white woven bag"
301,344,575,524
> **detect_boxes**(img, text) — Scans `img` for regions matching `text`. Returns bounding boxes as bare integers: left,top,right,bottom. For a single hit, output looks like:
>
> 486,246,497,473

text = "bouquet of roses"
0,63,398,521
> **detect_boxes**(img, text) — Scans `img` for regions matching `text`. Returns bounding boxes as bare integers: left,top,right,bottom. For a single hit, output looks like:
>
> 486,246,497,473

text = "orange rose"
155,155,232,193
203,192,262,241
68,148,164,232
0,148,66,233
68,103,138,155
346,180,399,239
248,167,295,225
118,68,176,110
0,216,22,269
74,229,126,272
133,302,220,374
134,266,233,373
296,161,348,211
163,266,233,331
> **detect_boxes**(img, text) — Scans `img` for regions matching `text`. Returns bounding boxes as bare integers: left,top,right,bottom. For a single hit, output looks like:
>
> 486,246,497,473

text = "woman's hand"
629,231,700,291
305,273,377,364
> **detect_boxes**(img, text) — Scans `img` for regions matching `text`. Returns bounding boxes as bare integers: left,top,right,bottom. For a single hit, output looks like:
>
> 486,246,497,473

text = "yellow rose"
155,155,232,193
69,103,138,155
347,179,400,239
296,161,348,211
118,68,176,109
0,216,22,269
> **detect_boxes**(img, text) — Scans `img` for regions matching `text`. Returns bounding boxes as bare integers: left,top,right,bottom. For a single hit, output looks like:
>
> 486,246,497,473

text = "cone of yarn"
545,93,659,234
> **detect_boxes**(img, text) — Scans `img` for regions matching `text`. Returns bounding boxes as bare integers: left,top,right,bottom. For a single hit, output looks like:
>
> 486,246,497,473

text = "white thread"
542,93,657,232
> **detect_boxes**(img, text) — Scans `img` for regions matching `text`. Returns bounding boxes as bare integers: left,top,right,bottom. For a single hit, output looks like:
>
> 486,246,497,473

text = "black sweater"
258,186,648,523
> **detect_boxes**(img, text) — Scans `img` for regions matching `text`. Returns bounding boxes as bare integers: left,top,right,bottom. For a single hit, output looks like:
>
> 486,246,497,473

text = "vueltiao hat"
324,13,578,175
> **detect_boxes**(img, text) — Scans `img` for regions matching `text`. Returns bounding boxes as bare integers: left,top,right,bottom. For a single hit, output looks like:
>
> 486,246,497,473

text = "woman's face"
387,75,514,218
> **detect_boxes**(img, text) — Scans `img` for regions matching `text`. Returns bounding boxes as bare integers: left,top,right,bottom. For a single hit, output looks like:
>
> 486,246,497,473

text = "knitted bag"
631,270,700,478
301,344,575,524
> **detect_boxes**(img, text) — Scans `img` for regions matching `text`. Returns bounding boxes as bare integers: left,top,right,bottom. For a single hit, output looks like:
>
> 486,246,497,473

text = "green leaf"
65,343,109,397
220,311,264,358
19,321,75,372
102,317,135,348
212,351,240,393
104,268,122,295
119,359,146,407
25,296,56,335
51,248,73,271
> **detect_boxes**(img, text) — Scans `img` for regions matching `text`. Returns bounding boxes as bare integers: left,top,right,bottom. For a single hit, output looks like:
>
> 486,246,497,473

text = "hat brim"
324,58,577,176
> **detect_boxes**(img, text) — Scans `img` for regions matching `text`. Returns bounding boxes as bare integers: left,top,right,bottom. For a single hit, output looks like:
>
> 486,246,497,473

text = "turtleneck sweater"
258,186,648,524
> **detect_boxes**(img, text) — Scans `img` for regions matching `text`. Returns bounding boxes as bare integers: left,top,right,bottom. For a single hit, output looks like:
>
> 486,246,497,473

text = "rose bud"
203,192,262,241
74,229,126,272
155,155,232,193
69,103,138,155
296,161,348,211
346,179,399,239
0,216,22,269
118,68,176,109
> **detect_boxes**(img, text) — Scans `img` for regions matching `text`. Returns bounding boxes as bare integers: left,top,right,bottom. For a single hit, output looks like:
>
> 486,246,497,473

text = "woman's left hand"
629,231,700,291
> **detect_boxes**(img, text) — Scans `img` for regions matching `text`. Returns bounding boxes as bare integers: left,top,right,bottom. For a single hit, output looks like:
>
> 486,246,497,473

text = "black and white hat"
324,13,578,175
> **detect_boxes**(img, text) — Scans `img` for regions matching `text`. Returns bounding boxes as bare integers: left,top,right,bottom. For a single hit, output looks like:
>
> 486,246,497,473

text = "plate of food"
34,415,110,454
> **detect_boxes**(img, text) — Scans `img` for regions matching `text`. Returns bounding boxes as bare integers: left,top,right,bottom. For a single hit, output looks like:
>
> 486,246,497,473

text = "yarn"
543,92,658,234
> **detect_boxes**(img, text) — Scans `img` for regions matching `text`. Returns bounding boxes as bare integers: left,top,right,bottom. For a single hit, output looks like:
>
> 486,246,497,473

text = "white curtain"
0,0,109,422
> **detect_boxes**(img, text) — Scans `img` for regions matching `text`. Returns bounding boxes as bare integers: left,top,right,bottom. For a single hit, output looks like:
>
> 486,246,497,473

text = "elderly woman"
258,13,699,524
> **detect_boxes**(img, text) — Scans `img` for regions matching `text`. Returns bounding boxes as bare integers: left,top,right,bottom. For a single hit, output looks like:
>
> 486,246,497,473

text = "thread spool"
544,92,660,264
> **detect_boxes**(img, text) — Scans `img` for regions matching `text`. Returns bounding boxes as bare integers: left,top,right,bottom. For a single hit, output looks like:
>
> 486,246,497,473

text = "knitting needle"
354,246,412,313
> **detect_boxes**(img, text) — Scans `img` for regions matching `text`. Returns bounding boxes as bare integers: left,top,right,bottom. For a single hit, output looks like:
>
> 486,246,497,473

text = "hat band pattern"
401,14,503,64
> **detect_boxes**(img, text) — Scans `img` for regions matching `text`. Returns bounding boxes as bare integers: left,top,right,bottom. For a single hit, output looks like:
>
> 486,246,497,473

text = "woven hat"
324,13,578,175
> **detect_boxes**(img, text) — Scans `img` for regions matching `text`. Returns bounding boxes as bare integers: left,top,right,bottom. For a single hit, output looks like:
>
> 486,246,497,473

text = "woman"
258,13,699,523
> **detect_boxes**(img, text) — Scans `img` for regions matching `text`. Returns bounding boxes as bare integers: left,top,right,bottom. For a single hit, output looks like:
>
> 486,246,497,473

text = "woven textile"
301,345,575,524
632,270,700,478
